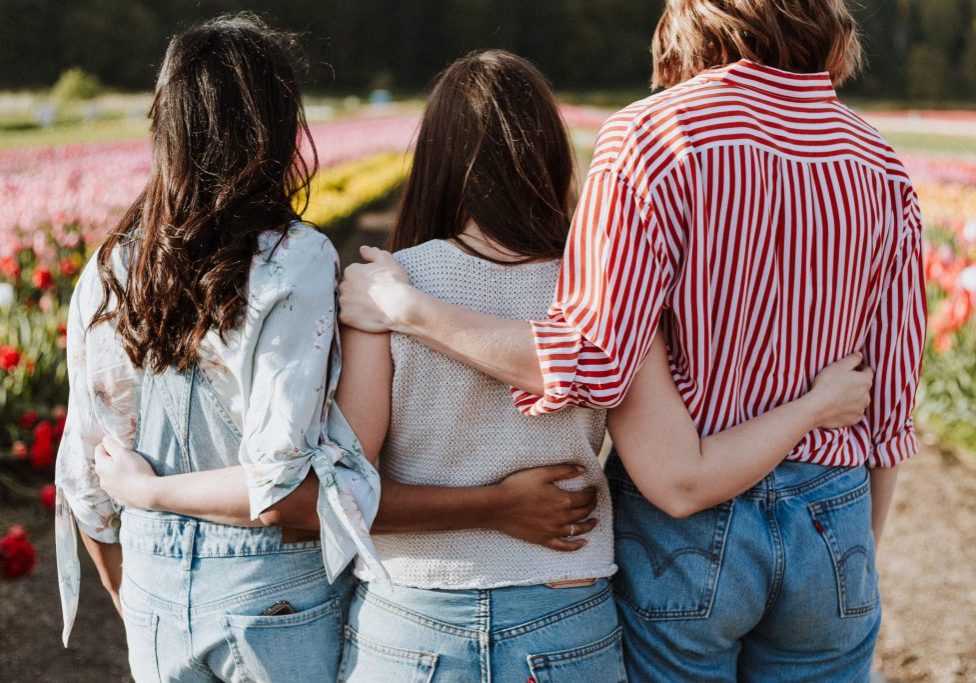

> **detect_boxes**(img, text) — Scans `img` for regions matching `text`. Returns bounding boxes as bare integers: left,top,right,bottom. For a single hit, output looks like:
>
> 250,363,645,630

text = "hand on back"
491,464,598,552
339,246,413,333
806,353,874,429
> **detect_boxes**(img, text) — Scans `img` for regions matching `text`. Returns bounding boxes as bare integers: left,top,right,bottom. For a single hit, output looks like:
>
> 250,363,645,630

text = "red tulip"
11,441,28,459
0,345,20,371
32,267,53,290
18,410,37,429
30,421,54,470
0,256,20,280
40,484,56,510
0,525,37,579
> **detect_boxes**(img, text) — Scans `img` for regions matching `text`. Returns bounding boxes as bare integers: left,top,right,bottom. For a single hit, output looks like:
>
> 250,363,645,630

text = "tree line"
0,0,974,101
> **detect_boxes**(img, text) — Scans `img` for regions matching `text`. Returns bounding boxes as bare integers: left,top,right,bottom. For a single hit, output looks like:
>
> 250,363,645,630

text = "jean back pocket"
121,604,160,683
221,594,345,682
808,476,879,618
610,474,732,620
528,627,626,683
338,626,438,683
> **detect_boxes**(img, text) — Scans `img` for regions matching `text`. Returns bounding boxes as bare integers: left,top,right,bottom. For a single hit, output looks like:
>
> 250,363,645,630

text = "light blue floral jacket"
54,223,385,645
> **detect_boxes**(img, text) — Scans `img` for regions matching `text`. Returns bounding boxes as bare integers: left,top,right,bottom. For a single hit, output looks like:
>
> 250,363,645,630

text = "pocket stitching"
527,627,626,682
122,606,160,683
340,625,438,683
221,593,342,629
221,594,344,682
614,499,734,621
807,479,878,618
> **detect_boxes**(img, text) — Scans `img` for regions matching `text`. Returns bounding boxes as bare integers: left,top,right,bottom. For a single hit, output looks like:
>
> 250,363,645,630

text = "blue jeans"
120,509,354,682
607,454,881,682
339,579,626,682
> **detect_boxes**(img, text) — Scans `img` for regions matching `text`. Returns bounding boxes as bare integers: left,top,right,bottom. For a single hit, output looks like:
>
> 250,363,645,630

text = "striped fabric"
513,60,926,468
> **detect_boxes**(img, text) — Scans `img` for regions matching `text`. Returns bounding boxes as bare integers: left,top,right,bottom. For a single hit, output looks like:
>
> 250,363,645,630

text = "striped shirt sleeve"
511,168,677,415
863,185,927,468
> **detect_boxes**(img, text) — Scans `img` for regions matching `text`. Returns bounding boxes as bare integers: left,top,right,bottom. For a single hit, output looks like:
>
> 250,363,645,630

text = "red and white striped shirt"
513,60,926,468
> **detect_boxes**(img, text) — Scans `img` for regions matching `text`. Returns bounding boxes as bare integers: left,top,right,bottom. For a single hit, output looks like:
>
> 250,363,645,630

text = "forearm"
612,395,819,518
143,466,263,527
690,398,820,506
395,287,544,395
79,533,123,614
371,478,502,534
869,466,899,546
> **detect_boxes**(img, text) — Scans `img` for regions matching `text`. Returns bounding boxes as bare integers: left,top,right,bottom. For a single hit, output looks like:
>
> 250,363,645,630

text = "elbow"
651,481,710,520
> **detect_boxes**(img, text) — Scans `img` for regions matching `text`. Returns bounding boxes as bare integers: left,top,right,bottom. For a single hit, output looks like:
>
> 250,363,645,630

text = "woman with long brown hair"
54,14,382,681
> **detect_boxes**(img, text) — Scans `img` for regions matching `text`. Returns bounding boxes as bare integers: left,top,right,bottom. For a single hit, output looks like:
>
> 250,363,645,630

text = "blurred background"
0,1,974,682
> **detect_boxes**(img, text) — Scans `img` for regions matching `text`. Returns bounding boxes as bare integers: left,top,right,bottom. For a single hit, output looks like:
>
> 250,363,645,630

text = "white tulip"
959,265,976,293
0,282,14,308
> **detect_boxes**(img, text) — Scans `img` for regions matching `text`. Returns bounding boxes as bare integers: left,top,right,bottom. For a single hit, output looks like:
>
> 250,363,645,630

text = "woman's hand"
93,437,159,510
489,464,599,552
339,246,416,333
805,353,874,429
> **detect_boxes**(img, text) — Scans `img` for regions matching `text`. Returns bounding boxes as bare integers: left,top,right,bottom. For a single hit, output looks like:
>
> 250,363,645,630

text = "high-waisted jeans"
120,509,354,682
608,454,881,682
339,579,625,682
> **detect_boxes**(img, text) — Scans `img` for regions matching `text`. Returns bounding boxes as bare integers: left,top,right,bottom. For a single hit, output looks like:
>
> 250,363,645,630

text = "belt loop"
180,519,197,571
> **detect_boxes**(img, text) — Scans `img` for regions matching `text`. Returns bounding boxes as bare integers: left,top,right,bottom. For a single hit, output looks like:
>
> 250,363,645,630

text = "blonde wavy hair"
651,0,864,88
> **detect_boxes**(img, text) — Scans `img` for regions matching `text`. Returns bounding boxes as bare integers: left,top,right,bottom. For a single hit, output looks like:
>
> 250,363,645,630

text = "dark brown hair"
93,13,316,372
391,50,574,263
652,0,864,89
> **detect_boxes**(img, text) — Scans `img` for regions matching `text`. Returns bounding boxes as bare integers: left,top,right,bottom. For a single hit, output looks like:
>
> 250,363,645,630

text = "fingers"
545,463,587,482
358,246,395,264
563,487,597,509
100,436,126,457
544,538,588,553
561,518,599,537
833,352,863,371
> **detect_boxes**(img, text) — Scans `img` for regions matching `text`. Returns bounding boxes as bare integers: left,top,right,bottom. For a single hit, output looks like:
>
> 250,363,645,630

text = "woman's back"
375,239,615,588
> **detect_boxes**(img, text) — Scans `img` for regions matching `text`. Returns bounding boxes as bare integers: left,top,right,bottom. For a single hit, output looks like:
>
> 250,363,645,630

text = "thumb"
836,352,863,371
547,463,587,482
359,245,390,264
101,436,127,457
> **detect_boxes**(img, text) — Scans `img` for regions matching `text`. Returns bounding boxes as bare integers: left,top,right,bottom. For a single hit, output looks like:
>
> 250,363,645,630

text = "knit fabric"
369,239,616,588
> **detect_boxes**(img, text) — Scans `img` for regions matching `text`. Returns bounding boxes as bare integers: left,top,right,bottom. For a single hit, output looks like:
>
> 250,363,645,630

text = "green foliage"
0,0,974,101
50,68,102,102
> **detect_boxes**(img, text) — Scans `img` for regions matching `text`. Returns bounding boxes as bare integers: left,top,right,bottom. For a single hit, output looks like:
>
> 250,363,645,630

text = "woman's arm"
329,324,598,549
94,444,262,526
607,336,873,519
79,533,122,615
868,466,899,547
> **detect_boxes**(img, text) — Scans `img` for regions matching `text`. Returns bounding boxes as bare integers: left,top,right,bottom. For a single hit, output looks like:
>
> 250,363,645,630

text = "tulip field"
0,104,975,579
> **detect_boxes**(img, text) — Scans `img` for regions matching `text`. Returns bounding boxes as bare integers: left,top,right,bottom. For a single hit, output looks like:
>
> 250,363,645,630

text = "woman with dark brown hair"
54,14,384,681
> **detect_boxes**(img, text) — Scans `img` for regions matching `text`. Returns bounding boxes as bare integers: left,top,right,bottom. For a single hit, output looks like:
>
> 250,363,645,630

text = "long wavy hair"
93,13,316,373
391,50,575,263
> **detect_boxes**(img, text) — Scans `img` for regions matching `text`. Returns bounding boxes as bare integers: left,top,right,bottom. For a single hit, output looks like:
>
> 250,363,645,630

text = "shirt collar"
701,59,837,101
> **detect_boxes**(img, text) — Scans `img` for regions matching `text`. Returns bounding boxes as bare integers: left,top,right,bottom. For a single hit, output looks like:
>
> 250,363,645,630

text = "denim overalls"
118,365,354,683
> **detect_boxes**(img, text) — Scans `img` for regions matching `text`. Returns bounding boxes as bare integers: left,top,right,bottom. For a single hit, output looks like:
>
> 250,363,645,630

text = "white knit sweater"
367,239,616,589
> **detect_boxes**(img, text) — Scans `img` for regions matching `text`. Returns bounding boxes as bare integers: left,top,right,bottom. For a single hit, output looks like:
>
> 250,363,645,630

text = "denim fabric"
607,453,881,683
118,366,353,682
339,579,625,683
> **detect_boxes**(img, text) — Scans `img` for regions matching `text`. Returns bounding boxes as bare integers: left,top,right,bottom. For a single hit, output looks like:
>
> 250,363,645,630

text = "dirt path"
874,441,976,681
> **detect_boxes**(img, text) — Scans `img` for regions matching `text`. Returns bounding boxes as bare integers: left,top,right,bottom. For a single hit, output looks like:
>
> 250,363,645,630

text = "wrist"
794,392,826,431
390,284,432,335
138,475,164,511
477,485,509,529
